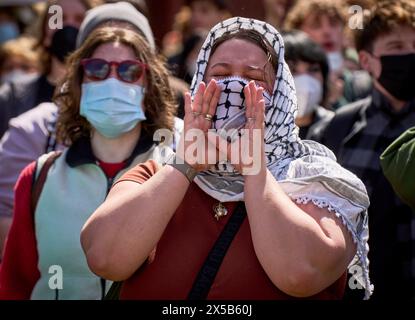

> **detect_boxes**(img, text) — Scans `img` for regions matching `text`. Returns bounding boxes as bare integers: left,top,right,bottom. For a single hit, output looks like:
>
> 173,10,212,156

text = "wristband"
164,153,198,183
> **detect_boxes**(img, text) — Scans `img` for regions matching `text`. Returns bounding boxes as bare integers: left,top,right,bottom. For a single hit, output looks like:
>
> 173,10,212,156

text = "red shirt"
117,160,346,300
0,160,125,300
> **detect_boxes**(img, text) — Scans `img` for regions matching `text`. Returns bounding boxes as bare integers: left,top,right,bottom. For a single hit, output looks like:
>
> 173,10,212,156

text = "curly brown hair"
284,0,348,30
55,27,177,145
354,0,415,52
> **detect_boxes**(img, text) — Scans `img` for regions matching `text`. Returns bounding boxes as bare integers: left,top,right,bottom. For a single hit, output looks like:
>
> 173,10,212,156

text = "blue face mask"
80,78,146,139
0,22,19,44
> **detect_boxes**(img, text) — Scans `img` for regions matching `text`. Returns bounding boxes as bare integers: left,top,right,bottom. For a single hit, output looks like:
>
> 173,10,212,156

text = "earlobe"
358,50,371,73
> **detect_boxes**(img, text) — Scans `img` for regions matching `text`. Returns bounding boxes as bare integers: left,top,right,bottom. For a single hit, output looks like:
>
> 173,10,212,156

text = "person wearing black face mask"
309,0,415,300
0,0,92,139
48,25,79,65
375,53,415,102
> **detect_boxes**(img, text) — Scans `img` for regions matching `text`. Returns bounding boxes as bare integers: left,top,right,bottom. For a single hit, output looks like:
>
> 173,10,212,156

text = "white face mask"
327,51,344,73
294,74,323,118
1,69,37,84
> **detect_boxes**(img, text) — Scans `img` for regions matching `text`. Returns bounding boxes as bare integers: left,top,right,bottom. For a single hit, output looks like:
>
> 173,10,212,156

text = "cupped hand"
177,79,221,172
208,80,266,176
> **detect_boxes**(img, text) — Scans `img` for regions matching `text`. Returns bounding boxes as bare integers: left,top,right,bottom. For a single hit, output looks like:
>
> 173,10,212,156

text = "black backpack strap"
31,150,62,215
104,281,123,300
187,201,247,300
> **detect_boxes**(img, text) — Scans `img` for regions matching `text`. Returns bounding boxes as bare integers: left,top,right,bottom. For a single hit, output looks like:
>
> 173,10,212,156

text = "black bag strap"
187,201,247,300
104,202,247,301
104,280,123,300
31,150,62,215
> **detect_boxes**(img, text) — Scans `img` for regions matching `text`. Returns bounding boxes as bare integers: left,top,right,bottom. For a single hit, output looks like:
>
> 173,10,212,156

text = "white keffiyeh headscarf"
189,17,373,298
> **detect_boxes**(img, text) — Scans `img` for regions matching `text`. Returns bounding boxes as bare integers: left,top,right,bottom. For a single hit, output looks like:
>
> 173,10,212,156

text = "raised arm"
244,168,356,297
221,82,356,297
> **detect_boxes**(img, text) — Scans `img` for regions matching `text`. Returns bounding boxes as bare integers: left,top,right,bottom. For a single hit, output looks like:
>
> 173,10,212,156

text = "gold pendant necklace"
213,202,228,221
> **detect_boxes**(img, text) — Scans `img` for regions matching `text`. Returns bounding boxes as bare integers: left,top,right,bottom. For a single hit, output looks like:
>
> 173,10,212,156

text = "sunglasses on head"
81,58,147,83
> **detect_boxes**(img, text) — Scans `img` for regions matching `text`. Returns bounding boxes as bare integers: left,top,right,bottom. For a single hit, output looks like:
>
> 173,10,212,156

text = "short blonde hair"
285,0,348,30
0,36,40,71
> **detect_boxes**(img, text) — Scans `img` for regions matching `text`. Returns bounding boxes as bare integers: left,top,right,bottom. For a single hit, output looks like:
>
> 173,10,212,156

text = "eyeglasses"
80,58,147,83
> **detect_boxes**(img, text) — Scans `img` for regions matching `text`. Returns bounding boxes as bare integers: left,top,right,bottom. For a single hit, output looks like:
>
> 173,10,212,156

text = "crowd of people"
0,0,414,300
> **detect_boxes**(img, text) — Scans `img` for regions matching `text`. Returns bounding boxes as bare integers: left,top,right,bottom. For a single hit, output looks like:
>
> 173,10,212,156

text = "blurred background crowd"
0,0,376,127
0,0,414,300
